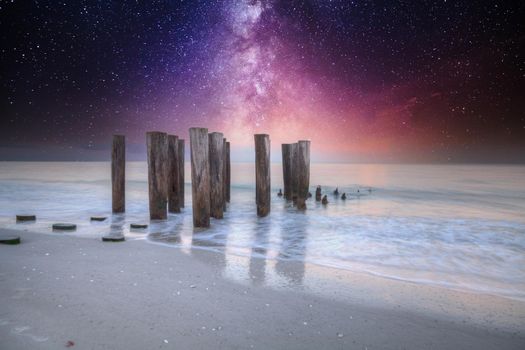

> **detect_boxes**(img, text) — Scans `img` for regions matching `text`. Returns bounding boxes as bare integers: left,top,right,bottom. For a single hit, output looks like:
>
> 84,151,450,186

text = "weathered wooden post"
177,139,185,208
190,128,211,227
315,185,322,201
225,141,231,203
254,134,271,217
281,144,294,201
295,140,311,210
147,132,169,220
222,138,227,212
290,142,298,202
112,135,125,213
168,135,181,213
208,132,224,219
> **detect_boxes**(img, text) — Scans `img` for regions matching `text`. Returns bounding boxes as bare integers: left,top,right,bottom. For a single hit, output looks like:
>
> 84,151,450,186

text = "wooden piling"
146,132,169,220
112,135,125,213
290,143,298,202
190,128,211,227
315,185,322,201
168,135,181,213
225,141,231,203
208,132,224,219
294,140,311,210
281,144,294,200
254,134,271,217
222,138,227,211
177,139,185,208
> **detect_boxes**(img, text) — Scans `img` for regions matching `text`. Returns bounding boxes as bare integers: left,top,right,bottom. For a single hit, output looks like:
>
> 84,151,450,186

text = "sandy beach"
1,229,524,350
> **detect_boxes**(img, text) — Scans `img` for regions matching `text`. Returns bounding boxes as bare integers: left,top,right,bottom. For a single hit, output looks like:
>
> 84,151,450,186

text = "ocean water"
0,162,524,300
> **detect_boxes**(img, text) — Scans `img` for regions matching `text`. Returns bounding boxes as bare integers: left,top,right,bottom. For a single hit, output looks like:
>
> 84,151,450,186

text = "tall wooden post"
281,144,294,201
168,135,180,213
112,135,125,213
177,139,185,208
147,132,169,220
190,128,211,228
295,140,310,210
254,134,271,217
290,143,298,202
225,141,231,203
208,132,224,219
222,138,227,212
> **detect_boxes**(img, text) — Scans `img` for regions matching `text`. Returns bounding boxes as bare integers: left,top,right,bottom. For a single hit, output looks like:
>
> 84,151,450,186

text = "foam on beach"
0,162,524,301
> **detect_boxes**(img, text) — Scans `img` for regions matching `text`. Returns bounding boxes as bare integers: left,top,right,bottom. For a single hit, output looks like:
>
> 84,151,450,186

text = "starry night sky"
1,1,524,162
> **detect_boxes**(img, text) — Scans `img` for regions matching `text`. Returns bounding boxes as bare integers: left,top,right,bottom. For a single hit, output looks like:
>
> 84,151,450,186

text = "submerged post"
177,139,185,208
147,132,169,220
225,141,231,203
295,140,311,210
168,135,181,213
208,132,224,219
112,135,125,213
315,185,322,201
254,134,271,217
190,128,211,227
281,144,294,201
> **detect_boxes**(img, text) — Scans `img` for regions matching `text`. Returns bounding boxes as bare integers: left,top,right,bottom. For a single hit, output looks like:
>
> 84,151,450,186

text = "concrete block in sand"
0,235,21,245
130,223,148,229
16,215,36,222
102,234,125,242
52,223,77,231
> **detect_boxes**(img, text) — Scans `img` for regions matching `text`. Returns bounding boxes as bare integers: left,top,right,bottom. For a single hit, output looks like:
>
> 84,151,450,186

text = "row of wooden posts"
110,129,310,229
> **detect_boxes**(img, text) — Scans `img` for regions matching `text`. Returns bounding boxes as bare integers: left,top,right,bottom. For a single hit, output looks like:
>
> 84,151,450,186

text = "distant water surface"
0,162,524,300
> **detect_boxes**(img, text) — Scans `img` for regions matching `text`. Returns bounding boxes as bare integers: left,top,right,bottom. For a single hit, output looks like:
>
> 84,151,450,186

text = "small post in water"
254,134,271,217
112,135,125,213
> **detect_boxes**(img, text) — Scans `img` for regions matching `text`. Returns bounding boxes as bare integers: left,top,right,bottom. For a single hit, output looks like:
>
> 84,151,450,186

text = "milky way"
1,1,524,162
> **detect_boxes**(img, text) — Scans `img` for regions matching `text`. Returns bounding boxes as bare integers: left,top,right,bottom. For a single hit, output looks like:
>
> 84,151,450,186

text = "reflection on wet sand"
275,211,308,285
190,224,230,270
148,219,182,244
249,218,271,285
109,214,125,236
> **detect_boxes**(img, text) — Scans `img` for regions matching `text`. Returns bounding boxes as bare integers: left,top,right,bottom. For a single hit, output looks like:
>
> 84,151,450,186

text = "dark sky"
1,0,524,162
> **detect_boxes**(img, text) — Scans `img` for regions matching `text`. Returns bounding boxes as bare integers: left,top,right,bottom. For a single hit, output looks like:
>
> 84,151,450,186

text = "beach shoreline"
1,229,524,349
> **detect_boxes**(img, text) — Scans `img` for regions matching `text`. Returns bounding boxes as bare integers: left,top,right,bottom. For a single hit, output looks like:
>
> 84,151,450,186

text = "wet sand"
1,229,524,349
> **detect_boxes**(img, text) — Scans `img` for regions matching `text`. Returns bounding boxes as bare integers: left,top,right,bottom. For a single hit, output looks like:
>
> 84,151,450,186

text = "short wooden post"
177,139,185,208
281,144,294,201
208,132,224,219
190,128,211,227
315,185,322,201
147,132,169,220
225,141,231,203
295,140,310,210
254,134,271,217
112,135,125,213
168,135,181,213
